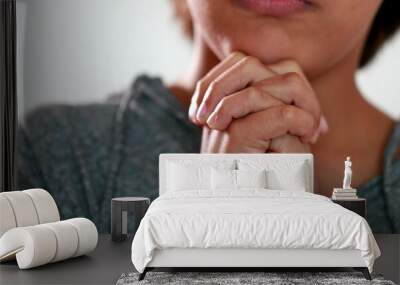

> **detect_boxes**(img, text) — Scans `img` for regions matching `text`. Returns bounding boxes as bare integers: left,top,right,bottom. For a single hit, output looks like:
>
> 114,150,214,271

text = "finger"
269,134,311,153
267,59,310,87
206,71,321,133
189,52,246,124
201,126,225,153
266,60,328,133
196,56,277,124
218,132,231,153
200,126,211,153
206,86,283,130
252,72,321,124
226,105,318,147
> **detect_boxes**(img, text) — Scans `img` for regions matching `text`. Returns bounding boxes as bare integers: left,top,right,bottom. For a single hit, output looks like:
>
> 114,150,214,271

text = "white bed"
131,154,380,280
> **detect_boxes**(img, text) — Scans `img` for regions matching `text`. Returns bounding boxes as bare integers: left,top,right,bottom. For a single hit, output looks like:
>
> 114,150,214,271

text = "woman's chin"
221,41,292,64
219,27,294,60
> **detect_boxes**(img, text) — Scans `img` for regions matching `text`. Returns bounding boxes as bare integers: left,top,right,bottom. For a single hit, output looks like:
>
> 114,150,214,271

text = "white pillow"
238,160,308,191
166,160,236,192
167,163,210,191
211,168,236,190
211,169,268,190
236,169,267,189
266,164,307,191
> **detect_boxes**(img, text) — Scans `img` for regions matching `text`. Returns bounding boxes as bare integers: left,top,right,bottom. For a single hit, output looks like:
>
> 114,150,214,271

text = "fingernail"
319,116,329,134
207,114,217,128
196,105,207,121
189,102,199,120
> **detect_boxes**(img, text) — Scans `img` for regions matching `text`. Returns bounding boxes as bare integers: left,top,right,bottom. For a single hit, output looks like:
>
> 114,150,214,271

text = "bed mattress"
131,190,380,273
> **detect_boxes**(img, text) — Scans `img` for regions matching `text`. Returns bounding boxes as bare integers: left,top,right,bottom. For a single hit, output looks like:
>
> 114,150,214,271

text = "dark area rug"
117,272,396,285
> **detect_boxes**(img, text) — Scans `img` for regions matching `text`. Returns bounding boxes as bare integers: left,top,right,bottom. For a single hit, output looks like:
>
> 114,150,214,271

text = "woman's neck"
309,48,394,193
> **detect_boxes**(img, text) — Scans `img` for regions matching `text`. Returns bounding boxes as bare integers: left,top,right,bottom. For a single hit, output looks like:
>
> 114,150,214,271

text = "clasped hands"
188,52,329,153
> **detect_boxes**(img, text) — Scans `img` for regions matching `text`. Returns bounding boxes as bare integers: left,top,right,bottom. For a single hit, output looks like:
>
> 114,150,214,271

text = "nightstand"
332,198,366,218
111,197,150,242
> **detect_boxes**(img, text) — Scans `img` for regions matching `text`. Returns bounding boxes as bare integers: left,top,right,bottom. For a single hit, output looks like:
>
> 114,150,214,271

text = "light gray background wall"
17,0,400,119
16,0,192,117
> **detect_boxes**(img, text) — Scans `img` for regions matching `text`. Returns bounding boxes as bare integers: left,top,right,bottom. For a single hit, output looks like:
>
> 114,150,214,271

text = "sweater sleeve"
382,122,400,232
16,104,118,226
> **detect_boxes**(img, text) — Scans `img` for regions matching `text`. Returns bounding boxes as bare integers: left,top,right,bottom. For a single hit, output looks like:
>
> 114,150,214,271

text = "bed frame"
140,248,371,280
139,154,371,281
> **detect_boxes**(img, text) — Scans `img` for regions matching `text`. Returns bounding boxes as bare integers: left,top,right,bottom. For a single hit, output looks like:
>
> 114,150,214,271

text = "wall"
17,0,400,119
17,0,192,116
357,31,400,118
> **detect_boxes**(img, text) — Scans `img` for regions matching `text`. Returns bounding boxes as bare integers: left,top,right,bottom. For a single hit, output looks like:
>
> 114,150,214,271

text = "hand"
189,52,328,153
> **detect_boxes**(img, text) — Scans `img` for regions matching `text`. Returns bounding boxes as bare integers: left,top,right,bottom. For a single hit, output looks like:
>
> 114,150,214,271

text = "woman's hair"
171,0,400,68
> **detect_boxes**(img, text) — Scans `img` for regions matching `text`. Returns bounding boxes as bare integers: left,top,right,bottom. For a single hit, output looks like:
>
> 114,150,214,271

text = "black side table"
332,198,366,218
111,197,150,242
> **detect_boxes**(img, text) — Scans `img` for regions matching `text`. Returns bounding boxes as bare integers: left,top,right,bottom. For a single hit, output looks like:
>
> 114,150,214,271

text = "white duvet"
131,190,380,273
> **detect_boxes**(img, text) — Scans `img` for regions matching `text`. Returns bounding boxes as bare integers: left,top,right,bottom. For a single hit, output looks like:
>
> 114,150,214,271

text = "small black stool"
111,197,150,242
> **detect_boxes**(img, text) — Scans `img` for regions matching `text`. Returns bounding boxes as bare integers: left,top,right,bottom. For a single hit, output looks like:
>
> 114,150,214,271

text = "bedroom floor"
1,234,398,284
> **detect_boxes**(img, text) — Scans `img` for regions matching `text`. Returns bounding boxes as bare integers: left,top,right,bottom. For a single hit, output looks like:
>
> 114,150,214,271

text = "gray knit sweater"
17,75,400,233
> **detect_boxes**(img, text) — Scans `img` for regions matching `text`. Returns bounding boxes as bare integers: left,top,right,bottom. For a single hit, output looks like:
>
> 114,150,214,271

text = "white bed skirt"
148,248,366,268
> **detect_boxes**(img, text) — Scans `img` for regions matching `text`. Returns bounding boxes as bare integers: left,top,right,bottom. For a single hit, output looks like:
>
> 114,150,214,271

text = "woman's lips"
234,0,309,17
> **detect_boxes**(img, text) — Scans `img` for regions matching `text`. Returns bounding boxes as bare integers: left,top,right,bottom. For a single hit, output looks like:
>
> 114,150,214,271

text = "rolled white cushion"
65,218,98,257
0,191,39,227
0,218,98,269
23,189,60,223
0,196,17,237
42,221,79,262
0,226,57,269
